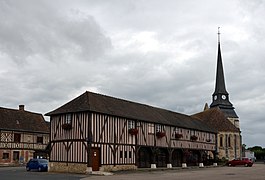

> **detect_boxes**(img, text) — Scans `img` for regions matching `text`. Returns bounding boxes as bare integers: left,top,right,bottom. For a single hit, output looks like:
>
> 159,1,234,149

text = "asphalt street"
1,163,265,180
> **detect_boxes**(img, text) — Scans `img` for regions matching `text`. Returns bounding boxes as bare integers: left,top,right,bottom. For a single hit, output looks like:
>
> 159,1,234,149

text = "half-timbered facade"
0,105,49,165
46,91,217,173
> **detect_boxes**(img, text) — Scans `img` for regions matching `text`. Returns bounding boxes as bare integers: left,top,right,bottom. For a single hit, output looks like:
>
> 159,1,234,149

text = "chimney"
19,105,25,111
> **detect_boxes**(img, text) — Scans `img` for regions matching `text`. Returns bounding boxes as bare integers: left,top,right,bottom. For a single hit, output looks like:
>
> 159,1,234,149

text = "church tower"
210,29,239,128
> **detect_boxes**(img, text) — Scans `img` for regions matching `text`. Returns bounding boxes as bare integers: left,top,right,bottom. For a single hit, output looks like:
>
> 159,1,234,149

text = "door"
91,148,100,171
157,149,167,167
172,150,182,167
13,151,19,162
138,147,151,168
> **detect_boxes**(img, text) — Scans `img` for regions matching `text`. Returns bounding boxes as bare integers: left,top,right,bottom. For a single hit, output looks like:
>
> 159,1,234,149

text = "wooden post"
86,113,92,174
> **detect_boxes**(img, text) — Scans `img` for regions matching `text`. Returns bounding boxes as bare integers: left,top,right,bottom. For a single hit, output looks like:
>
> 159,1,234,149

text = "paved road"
1,163,265,180
0,166,86,180
83,163,265,180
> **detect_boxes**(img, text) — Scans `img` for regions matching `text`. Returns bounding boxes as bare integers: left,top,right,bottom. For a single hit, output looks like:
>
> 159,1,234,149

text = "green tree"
248,146,265,160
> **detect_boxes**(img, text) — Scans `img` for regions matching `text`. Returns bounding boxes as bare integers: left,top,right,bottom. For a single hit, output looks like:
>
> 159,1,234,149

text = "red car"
227,157,253,167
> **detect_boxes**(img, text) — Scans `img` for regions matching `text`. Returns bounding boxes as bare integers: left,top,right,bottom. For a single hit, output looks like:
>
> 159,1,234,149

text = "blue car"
26,159,48,172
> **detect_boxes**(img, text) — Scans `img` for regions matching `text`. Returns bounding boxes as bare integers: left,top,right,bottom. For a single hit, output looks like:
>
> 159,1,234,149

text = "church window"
228,136,231,147
220,136,223,147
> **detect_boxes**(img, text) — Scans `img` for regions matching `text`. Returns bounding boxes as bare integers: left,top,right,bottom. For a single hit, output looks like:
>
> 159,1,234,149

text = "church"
193,31,242,161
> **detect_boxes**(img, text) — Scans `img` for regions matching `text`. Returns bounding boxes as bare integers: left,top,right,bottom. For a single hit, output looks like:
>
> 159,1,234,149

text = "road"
0,166,86,180
1,163,265,180
82,163,265,180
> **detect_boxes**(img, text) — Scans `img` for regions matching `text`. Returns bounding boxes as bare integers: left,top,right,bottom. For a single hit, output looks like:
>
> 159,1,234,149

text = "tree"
248,146,265,160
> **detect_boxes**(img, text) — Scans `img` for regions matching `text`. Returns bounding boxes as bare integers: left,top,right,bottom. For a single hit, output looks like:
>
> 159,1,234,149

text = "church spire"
210,28,238,118
213,27,228,95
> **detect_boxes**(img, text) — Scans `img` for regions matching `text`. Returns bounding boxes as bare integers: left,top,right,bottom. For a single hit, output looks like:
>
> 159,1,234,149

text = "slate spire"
210,28,238,118
214,29,228,95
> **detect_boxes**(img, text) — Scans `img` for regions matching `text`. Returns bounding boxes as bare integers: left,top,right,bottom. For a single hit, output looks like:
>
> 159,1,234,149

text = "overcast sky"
1,0,265,148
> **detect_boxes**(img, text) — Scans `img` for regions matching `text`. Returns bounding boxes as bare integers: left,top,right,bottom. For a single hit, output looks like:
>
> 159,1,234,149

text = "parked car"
26,159,48,172
227,157,253,167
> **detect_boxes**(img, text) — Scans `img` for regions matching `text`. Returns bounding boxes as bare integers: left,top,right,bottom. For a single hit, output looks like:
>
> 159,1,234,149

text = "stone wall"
217,131,241,160
49,162,137,173
100,165,137,172
49,162,87,174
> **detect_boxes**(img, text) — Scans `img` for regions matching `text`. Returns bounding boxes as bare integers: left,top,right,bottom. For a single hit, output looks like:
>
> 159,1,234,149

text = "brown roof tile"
0,106,49,133
192,107,240,132
46,91,216,133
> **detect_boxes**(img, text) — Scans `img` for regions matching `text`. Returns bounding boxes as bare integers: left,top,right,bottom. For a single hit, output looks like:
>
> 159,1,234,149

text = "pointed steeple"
214,29,228,95
210,28,238,118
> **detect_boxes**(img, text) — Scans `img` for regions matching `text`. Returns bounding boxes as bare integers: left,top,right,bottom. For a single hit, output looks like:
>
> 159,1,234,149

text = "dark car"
227,157,253,167
26,159,48,172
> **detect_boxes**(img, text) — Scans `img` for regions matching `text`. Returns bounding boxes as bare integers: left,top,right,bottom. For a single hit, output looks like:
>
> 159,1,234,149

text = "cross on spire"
218,27,221,43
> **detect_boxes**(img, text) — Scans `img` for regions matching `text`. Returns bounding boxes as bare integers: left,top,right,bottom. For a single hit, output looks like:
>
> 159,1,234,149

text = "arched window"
220,136,223,147
228,135,231,147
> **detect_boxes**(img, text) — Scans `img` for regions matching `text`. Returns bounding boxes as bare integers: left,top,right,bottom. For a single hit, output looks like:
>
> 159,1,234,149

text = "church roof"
46,91,216,133
192,107,240,132
0,106,49,133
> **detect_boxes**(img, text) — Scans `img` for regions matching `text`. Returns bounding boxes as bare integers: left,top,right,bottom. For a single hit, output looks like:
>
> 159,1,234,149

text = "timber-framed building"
0,105,49,165
46,92,217,173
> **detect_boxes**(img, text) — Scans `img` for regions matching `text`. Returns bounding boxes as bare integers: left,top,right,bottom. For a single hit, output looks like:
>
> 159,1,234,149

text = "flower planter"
128,128,138,135
175,133,183,139
156,132,166,138
190,135,198,141
62,123,72,130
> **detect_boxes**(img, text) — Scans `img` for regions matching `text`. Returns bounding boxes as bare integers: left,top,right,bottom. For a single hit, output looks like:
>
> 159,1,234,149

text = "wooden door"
91,148,100,171
13,151,19,161
172,150,182,167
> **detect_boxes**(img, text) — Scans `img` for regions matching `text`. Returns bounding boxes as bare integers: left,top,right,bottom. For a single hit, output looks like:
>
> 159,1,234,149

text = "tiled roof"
192,107,240,132
46,91,216,133
0,106,49,133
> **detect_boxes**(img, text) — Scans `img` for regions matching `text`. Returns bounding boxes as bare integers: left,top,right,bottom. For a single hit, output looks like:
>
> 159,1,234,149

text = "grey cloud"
0,0,111,64
0,0,265,148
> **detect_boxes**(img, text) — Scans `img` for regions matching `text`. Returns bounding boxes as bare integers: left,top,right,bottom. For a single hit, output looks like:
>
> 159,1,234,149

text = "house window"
2,153,9,159
148,124,154,134
156,124,163,132
65,114,72,124
128,120,135,129
14,133,21,143
220,136,223,147
37,137,43,144
129,151,132,158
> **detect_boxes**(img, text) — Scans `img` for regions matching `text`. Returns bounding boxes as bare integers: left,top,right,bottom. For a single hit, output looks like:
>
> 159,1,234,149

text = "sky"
0,0,265,148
